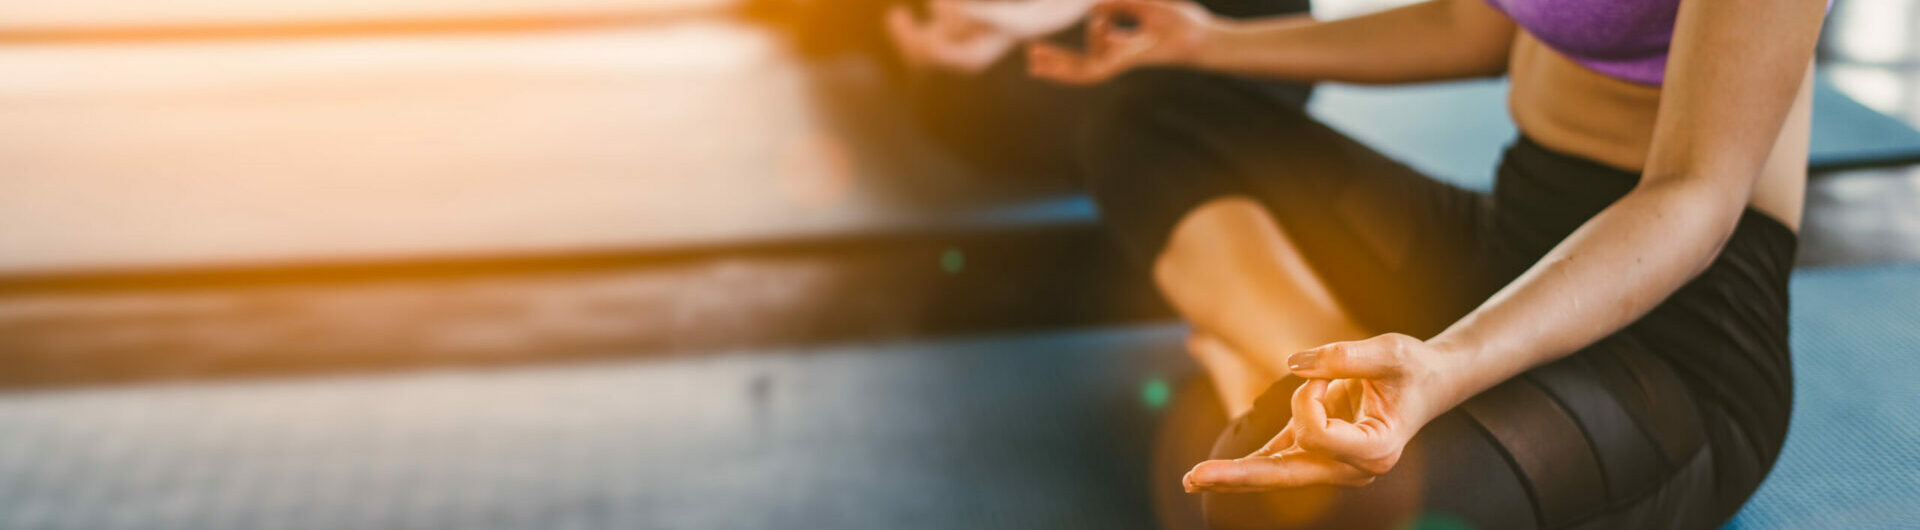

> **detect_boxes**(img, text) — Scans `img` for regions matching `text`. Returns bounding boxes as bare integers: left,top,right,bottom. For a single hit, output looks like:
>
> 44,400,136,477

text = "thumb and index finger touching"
1026,0,1177,83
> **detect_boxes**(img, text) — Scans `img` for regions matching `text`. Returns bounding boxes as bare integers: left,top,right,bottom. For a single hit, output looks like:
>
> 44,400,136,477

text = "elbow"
1632,157,1762,229
1632,175,1749,225
1625,177,1748,270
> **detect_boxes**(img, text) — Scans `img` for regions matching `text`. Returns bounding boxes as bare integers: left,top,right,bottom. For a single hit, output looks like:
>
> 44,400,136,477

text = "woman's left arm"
1424,0,1826,418
1185,0,1826,491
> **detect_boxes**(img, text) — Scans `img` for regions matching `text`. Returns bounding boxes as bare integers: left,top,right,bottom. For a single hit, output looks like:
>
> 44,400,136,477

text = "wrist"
1181,15,1235,69
1422,332,1489,413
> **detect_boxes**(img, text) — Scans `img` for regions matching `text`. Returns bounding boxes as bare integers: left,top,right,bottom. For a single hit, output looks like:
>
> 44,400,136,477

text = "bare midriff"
1506,31,1809,230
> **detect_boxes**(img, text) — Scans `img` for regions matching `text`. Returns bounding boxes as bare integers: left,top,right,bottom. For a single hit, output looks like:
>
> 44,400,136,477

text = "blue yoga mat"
972,73,1920,229
1309,73,1920,190
1725,264,1920,529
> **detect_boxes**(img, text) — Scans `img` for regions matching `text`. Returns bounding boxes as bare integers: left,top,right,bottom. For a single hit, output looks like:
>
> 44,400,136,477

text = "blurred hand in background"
1028,0,1214,84
885,0,1097,74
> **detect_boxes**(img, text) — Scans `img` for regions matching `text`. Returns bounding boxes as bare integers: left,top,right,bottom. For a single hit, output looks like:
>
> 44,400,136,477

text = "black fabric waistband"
1498,135,1799,268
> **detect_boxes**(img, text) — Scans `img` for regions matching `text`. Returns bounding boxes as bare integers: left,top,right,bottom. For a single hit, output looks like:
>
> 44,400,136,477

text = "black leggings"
1080,74,1797,529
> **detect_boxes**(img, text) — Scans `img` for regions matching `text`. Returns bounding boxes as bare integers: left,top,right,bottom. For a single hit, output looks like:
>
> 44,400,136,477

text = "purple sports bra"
1482,0,1680,85
1485,0,1830,86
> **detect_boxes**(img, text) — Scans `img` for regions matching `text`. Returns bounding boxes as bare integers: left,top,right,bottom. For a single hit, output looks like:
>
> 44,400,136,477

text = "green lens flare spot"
1141,377,1171,411
940,248,965,274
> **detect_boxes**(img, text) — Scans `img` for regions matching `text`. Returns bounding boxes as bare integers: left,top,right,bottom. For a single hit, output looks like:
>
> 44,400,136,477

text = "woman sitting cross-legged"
1030,0,1822,528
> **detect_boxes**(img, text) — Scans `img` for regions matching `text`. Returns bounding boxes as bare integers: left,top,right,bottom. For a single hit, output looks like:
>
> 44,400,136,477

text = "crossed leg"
1085,74,1745,530
1157,197,1373,417
1073,72,1501,529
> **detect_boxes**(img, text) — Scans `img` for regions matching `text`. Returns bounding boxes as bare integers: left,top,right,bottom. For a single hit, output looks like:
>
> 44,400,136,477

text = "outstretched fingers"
1183,451,1375,492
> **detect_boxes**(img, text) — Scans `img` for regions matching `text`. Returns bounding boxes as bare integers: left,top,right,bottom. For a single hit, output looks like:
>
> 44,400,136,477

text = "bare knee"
1157,197,1274,270
1185,332,1278,416
1152,196,1282,322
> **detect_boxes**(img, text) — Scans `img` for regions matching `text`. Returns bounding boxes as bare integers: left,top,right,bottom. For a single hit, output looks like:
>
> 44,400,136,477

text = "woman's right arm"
1030,0,1515,85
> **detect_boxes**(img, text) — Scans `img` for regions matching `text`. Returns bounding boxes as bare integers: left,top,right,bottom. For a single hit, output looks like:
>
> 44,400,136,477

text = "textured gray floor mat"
0,325,1192,530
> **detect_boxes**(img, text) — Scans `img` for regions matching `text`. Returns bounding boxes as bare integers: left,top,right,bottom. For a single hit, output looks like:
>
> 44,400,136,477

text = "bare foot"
1186,331,1281,418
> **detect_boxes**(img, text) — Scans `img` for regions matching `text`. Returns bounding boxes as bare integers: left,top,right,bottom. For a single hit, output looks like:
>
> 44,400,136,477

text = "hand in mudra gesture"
1184,333,1463,492
887,0,1100,74
1027,0,1214,84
